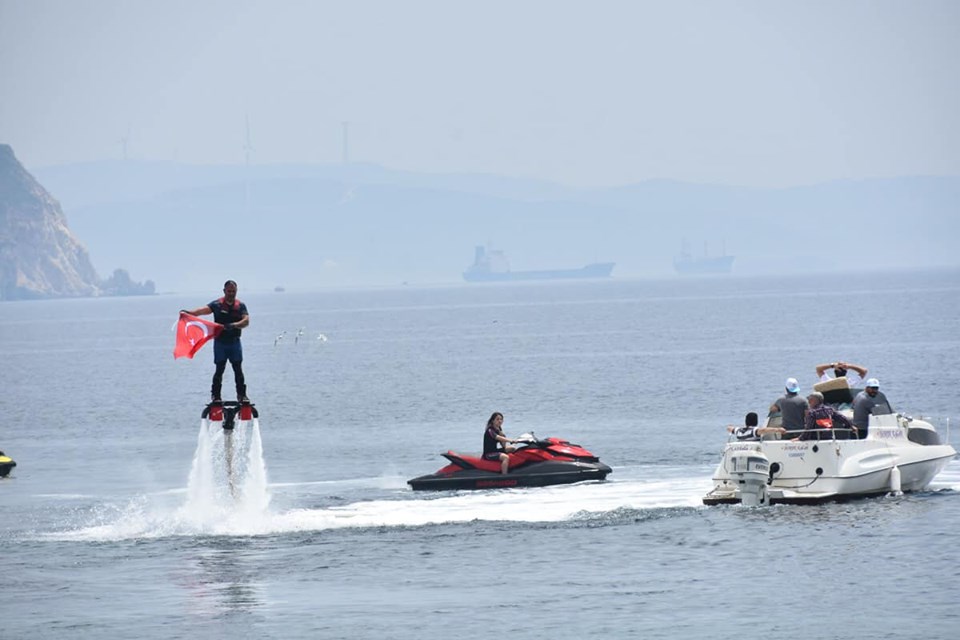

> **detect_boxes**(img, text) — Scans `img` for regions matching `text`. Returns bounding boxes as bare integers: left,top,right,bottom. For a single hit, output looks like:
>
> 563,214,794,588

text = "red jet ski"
408,433,611,491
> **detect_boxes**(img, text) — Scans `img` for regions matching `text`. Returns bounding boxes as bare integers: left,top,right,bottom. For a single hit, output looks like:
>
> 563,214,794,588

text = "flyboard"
202,400,259,431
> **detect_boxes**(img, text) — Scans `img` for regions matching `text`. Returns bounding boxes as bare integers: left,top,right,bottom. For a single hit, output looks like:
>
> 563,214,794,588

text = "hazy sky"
1,0,958,187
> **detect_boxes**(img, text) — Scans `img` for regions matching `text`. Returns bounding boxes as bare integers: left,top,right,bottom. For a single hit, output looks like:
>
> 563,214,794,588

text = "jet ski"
408,432,611,491
0,450,16,477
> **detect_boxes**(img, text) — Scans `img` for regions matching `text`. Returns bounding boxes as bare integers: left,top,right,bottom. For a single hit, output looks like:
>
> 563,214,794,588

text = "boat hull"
674,255,734,276
463,262,615,283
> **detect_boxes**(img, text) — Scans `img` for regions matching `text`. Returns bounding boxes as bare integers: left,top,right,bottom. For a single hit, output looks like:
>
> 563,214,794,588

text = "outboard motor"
726,446,771,506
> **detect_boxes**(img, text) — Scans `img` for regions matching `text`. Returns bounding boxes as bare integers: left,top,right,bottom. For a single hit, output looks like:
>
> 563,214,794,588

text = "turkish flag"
173,313,223,359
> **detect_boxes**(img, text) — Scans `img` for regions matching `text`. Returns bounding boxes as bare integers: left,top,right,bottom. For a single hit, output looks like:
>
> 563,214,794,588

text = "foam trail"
258,474,711,534
48,456,958,542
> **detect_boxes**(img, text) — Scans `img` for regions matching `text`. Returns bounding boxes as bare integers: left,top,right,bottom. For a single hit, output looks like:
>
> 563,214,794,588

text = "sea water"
2,269,959,639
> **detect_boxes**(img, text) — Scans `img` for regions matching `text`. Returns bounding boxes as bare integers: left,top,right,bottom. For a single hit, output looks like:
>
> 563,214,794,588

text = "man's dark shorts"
214,340,243,364
482,452,503,461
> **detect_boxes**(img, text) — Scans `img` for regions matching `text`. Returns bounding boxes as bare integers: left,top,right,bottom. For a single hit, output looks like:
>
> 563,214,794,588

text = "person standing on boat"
769,378,808,438
815,361,868,388
182,280,250,404
852,378,890,438
483,412,516,475
798,391,857,441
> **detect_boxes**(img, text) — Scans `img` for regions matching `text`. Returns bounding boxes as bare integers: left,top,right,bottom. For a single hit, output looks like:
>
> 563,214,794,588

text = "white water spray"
179,416,271,530
238,420,271,513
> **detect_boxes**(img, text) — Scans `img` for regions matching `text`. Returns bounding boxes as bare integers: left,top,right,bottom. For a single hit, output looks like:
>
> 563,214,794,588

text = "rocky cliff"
0,144,103,300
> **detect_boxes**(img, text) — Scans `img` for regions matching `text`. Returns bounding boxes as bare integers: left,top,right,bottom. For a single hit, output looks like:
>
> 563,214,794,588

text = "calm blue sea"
2,270,959,639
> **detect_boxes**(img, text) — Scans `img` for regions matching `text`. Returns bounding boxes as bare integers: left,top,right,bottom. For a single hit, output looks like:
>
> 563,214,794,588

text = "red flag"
173,313,223,359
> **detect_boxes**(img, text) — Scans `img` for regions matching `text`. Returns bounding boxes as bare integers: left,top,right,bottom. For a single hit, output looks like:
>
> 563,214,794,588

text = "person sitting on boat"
852,378,891,439
798,391,857,441
727,412,786,441
769,378,809,438
815,361,868,388
483,411,516,474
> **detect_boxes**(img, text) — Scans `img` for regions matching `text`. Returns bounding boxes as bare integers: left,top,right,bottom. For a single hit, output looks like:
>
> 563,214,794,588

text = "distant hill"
0,144,155,300
0,144,101,300
30,159,960,292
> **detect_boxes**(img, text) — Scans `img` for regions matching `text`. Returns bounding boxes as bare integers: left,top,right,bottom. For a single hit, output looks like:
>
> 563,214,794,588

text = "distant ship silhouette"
674,240,734,276
463,246,615,283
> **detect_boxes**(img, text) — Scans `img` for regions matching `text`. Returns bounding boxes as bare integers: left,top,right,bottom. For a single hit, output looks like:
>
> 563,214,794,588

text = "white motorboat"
703,382,956,506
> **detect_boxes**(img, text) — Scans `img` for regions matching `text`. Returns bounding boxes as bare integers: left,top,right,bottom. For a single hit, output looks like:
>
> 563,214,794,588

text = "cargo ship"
463,246,615,283
673,241,734,276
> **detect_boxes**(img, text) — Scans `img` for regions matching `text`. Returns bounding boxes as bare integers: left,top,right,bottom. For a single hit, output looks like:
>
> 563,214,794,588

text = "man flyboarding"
181,279,251,404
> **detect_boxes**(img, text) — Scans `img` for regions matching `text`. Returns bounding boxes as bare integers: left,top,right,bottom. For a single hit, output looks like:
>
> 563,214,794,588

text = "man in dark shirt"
183,280,251,403
770,377,809,438
852,378,889,438
800,391,857,441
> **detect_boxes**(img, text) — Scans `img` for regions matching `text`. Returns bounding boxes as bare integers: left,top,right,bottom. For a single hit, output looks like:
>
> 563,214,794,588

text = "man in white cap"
769,377,809,438
852,378,890,438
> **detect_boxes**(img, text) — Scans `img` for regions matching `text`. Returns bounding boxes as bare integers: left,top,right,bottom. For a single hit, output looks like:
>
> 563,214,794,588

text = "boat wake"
43,459,960,542
268,471,710,532
47,465,710,541
929,458,960,491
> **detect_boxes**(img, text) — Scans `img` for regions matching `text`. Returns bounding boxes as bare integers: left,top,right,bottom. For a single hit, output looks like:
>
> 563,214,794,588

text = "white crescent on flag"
184,320,210,345
174,314,220,359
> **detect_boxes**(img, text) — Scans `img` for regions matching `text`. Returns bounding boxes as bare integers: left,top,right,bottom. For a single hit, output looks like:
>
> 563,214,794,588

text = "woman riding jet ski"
408,413,611,491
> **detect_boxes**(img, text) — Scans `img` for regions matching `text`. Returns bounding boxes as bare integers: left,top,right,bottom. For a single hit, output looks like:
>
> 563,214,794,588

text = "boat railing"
770,427,860,442
728,426,860,443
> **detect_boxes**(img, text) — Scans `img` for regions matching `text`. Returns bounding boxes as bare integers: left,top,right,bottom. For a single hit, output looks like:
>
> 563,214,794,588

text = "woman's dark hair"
486,412,503,428
745,412,759,427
